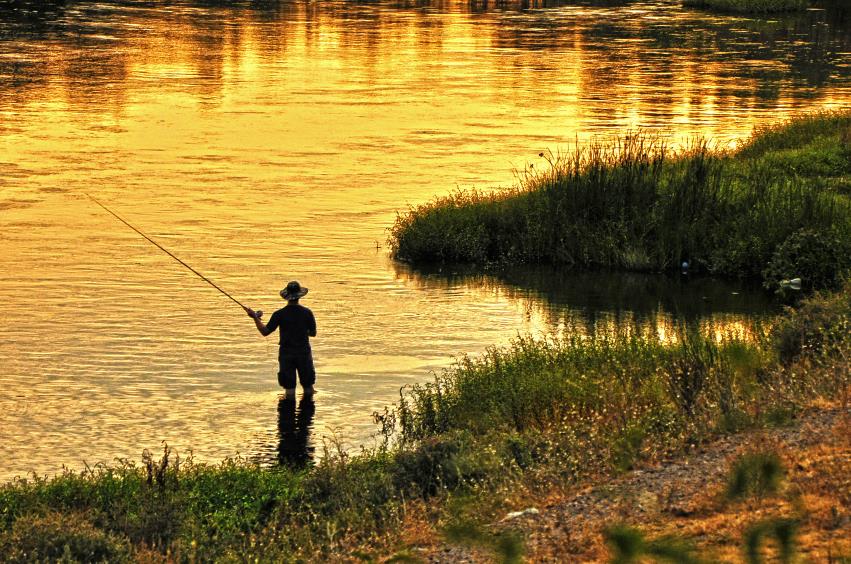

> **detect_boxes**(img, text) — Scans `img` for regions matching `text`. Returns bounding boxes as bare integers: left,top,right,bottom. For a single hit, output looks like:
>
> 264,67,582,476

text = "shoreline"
1,278,848,561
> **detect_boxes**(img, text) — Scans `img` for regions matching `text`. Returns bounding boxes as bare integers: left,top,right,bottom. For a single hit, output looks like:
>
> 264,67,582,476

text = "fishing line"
87,194,249,311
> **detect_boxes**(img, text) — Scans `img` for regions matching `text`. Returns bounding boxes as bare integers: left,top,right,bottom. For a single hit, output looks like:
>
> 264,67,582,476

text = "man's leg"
296,352,316,395
278,354,298,399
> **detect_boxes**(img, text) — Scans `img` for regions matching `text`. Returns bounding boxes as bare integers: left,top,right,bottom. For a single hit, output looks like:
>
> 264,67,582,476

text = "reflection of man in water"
278,395,315,467
245,281,317,399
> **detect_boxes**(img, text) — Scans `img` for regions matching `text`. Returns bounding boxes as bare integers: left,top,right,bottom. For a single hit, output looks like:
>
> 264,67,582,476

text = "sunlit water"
1,0,848,481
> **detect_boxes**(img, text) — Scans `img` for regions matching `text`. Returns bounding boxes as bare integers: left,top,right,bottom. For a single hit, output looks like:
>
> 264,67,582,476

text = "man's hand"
246,306,269,336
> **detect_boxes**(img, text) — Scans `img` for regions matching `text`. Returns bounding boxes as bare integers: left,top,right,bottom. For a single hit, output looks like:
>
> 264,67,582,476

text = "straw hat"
280,280,308,301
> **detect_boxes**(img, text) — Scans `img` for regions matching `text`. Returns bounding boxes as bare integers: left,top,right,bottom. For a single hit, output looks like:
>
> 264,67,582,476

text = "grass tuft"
725,450,785,501
605,524,700,563
744,517,799,564
444,520,525,564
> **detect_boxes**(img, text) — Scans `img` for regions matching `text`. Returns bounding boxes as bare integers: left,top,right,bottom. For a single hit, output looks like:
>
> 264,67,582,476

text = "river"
0,0,848,481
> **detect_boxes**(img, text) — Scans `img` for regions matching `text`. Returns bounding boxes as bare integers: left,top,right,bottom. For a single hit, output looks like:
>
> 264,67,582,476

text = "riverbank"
389,111,851,292
1,278,848,561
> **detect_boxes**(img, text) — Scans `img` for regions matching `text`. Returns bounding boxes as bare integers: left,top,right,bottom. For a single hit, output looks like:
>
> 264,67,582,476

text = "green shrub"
604,524,699,563
744,518,798,564
392,434,465,498
0,512,131,563
298,449,398,528
771,278,851,363
444,520,525,564
762,229,850,293
178,460,299,559
666,329,718,417
610,424,648,472
726,451,785,500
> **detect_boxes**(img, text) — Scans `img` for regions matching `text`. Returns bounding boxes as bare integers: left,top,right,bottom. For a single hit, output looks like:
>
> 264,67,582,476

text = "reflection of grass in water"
394,263,780,346
682,0,808,13
389,112,851,290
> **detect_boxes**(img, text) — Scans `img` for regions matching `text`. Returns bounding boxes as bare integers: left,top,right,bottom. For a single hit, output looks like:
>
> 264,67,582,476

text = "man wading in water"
245,281,317,398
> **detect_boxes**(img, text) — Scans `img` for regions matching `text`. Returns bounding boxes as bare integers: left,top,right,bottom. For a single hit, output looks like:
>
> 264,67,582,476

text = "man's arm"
245,307,274,337
308,310,316,337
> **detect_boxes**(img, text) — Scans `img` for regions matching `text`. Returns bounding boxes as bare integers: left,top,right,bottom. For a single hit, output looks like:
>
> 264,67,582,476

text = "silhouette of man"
246,281,317,398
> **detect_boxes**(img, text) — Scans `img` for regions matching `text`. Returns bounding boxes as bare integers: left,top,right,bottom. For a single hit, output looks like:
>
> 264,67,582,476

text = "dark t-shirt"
265,303,316,354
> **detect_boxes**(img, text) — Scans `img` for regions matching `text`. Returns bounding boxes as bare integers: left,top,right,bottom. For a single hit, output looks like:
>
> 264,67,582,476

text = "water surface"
1,0,848,481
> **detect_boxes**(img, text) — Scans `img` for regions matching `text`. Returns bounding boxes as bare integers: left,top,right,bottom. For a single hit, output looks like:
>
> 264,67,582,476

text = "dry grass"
398,404,850,562
582,408,850,562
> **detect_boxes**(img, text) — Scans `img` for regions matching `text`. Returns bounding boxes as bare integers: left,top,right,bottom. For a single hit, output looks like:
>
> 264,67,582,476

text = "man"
245,281,317,398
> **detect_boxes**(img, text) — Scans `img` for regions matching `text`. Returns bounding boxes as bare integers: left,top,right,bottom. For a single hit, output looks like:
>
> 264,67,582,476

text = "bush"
772,278,851,363
744,518,798,564
762,229,850,293
726,451,785,501
666,329,718,417
0,512,131,563
604,524,699,563
392,434,466,498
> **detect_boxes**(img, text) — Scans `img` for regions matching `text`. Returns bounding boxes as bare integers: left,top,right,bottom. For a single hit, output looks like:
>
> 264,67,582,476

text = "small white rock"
501,507,540,521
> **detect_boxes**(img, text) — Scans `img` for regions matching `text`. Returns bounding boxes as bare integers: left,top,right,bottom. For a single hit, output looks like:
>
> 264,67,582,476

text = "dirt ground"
418,405,851,563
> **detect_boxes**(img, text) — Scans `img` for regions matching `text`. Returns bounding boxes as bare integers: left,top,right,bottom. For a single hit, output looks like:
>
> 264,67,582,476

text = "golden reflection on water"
396,265,776,346
0,0,846,480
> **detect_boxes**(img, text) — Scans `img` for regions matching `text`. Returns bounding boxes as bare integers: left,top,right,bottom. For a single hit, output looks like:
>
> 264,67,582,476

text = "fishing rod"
87,194,258,315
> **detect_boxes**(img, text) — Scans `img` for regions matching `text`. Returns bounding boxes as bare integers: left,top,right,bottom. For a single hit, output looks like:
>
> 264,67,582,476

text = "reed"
389,112,851,290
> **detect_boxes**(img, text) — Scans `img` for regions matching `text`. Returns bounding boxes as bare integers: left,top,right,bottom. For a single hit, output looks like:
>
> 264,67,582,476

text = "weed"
762,228,850,294
444,520,525,564
772,278,851,364
666,327,717,418
604,524,699,563
0,512,131,563
744,517,798,564
726,450,785,501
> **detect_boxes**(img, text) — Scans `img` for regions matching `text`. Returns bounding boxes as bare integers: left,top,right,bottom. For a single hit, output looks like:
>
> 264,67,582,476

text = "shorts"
278,350,316,389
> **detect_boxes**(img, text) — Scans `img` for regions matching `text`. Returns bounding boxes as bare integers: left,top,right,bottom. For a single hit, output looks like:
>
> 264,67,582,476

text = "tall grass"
389,112,851,290
392,329,770,458
394,278,850,448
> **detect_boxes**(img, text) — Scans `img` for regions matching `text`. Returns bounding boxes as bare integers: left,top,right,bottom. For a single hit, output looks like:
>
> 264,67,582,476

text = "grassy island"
682,0,808,13
390,112,851,293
